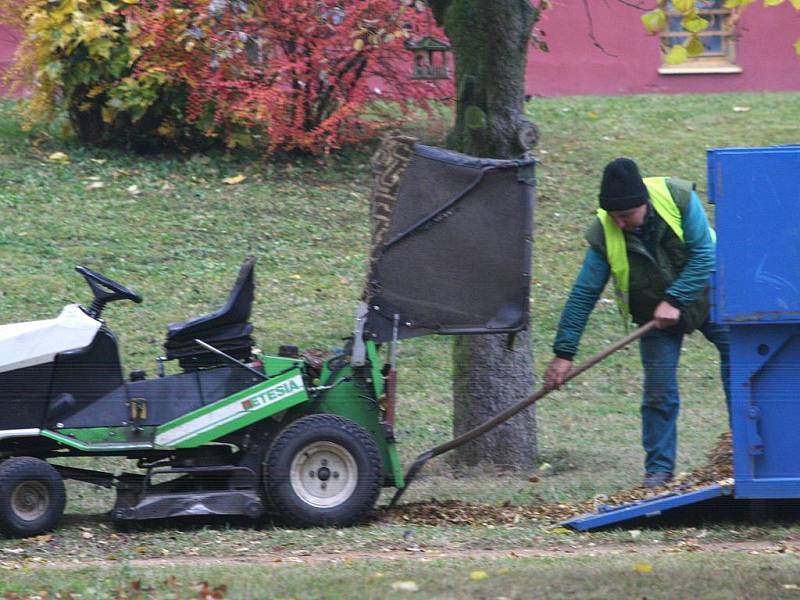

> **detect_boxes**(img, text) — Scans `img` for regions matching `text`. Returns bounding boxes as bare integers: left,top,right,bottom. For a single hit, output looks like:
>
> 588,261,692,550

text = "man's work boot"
643,472,673,489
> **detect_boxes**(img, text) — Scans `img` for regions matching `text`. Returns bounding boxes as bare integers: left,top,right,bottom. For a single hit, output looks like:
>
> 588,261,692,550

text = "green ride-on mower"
0,139,535,537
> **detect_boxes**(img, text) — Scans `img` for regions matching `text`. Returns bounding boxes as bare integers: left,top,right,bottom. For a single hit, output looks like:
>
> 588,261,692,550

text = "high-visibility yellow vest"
597,177,715,321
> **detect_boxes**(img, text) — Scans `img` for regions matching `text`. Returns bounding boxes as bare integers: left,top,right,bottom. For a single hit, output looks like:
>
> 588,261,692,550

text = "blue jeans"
638,319,730,474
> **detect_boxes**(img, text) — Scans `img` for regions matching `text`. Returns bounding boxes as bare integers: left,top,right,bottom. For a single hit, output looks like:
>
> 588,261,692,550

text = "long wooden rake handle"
388,320,657,508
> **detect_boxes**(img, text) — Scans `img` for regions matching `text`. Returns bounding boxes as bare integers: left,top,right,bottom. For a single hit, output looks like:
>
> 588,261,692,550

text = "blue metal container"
709,146,800,324
564,145,800,531
710,145,800,498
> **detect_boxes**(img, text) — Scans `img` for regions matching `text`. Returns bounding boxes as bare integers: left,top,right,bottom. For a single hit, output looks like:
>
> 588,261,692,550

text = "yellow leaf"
790,0,800,9
634,562,653,573
157,122,174,137
47,151,70,163
121,0,140,4
641,9,667,34
87,85,105,98
100,0,115,12
390,581,419,592
672,0,695,13
128,46,142,65
665,44,689,65
78,20,110,43
764,0,784,5
353,38,365,51
222,174,246,185
469,571,489,581
682,15,709,33
549,526,572,535
795,37,800,57
686,34,705,57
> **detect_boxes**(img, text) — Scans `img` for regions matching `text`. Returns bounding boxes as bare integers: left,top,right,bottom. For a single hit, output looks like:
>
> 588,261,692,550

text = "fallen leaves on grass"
385,432,734,527
194,581,227,599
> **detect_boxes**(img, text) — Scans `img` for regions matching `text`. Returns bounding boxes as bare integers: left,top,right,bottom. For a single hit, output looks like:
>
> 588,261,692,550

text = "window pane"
662,0,735,67
704,34,723,53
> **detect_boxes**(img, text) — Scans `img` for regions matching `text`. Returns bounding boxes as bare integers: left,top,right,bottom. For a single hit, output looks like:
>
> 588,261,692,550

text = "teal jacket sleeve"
663,191,715,306
552,247,610,359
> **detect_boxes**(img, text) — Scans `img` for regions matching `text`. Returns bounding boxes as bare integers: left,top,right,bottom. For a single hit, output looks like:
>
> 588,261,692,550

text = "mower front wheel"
264,414,382,527
0,457,66,538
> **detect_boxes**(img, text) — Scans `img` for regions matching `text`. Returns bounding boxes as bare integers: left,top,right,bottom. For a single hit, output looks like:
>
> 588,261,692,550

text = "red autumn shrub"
127,0,452,153
7,0,450,153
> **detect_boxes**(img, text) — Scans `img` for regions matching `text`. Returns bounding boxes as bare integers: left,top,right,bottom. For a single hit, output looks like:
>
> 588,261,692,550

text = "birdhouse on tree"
404,36,451,80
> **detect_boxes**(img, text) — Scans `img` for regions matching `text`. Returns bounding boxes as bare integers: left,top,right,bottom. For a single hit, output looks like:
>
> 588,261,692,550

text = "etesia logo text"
241,378,303,411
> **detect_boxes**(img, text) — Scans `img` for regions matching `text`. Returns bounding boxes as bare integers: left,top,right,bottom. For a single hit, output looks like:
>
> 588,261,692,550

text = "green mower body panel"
315,342,404,488
36,344,402,487
155,357,307,449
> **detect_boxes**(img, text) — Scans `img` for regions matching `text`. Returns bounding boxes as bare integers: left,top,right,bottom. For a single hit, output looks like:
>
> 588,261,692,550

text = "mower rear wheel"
0,457,66,537
264,414,381,527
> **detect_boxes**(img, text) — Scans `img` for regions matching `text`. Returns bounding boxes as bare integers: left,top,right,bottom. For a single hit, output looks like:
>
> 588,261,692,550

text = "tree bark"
432,0,540,470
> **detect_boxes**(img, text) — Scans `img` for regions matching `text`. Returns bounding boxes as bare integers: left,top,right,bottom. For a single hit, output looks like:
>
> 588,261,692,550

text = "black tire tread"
0,457,66,538
264,414,381,527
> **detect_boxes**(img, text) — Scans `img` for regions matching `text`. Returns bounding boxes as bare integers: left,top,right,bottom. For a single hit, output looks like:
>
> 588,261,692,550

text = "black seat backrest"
165,256,256,346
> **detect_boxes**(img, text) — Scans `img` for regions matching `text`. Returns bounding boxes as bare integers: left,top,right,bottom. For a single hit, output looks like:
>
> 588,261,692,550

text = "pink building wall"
526,1,800,97
0,25,19,71
0,24,21,94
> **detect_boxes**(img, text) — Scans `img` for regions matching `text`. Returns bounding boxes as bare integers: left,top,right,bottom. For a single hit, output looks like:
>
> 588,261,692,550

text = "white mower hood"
0,304,101,374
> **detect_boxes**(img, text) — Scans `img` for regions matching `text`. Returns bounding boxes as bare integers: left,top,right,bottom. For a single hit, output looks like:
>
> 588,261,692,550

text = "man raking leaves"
544,158,730,489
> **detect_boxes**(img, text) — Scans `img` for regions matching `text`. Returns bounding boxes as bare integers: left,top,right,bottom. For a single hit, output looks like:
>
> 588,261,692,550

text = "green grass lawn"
3,551,800,599
2,92,800,595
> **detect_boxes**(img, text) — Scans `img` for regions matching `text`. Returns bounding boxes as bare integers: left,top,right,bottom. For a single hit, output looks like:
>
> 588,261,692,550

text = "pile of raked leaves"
385,432,733,527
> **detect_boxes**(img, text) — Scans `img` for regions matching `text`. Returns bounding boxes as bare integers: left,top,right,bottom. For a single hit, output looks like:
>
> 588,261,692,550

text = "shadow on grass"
61,511,284,534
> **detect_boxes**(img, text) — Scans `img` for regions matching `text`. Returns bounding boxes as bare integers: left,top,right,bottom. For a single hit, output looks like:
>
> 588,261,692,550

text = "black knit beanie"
598,158,649,211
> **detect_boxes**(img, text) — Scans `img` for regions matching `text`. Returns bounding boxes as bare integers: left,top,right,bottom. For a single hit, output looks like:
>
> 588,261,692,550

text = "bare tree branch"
582,0,617,58
611,0,653,10
606,0,655,12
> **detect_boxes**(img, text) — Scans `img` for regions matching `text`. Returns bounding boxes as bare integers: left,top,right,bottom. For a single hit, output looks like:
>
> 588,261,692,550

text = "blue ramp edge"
561,484,733,531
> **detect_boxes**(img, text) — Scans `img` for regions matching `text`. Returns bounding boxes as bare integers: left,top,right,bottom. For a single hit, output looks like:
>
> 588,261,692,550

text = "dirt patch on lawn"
5,538,797,572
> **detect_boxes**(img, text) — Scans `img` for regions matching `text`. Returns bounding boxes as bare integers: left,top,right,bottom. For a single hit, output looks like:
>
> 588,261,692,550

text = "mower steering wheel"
76,266,142,317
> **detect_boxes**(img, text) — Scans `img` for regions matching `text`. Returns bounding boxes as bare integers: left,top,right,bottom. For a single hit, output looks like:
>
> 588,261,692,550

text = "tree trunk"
432,0,540,470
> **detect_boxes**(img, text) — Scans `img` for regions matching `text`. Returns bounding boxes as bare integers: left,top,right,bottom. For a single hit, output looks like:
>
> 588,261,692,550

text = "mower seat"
164,257,256,370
